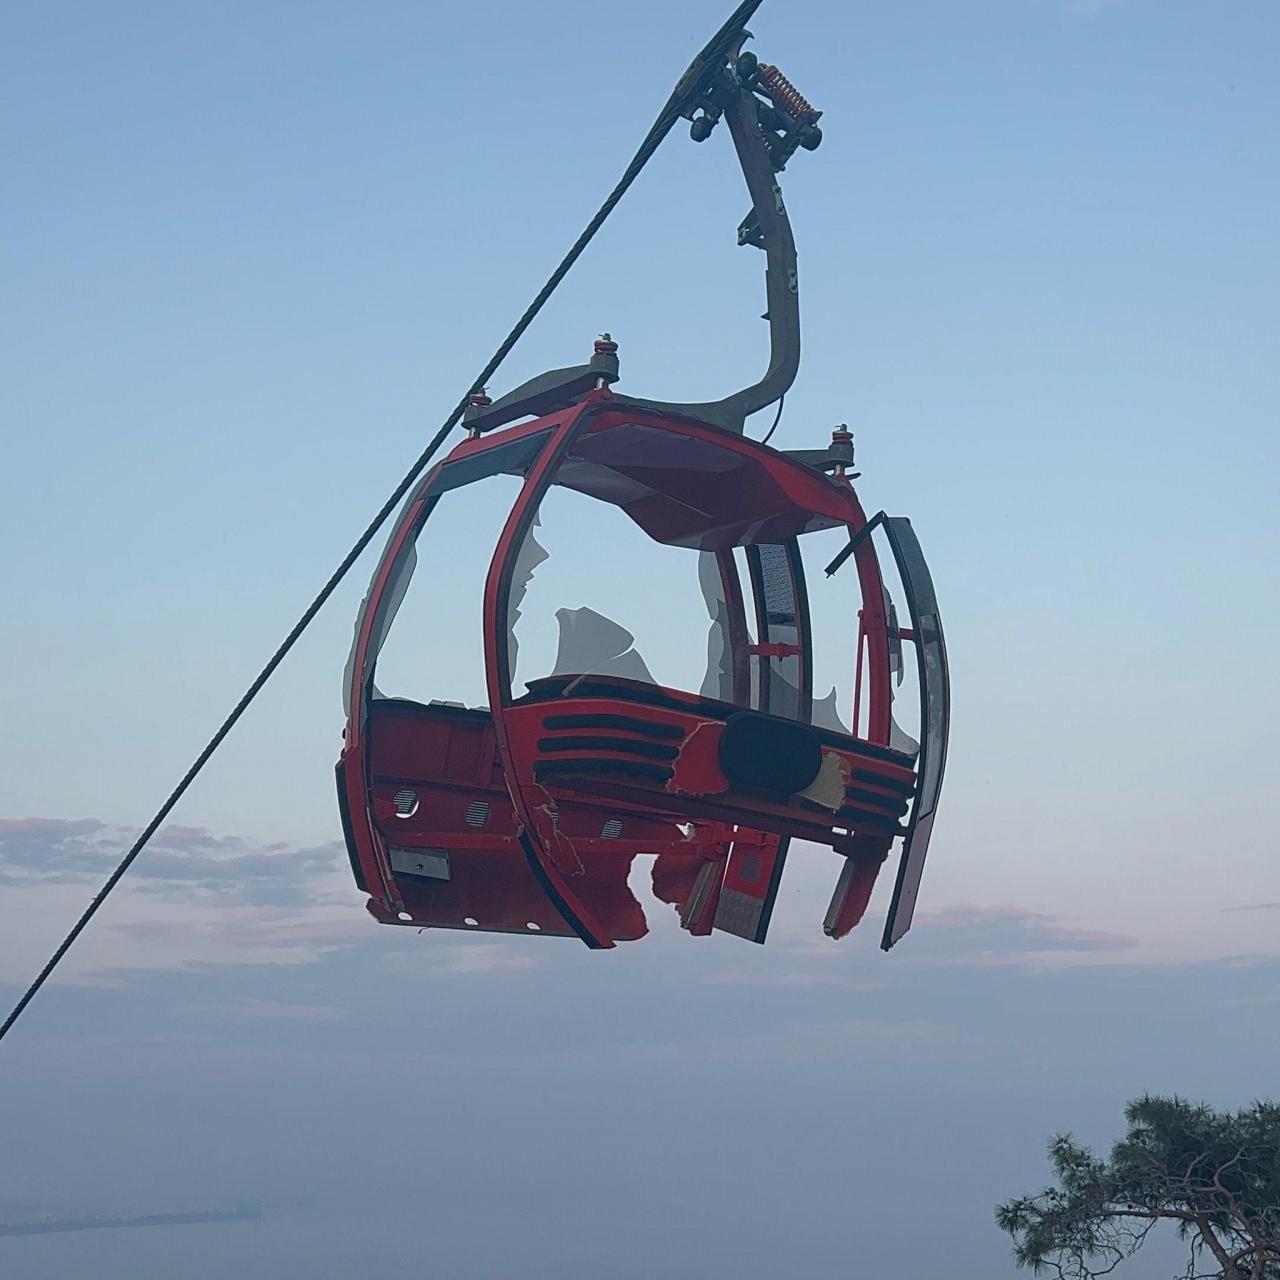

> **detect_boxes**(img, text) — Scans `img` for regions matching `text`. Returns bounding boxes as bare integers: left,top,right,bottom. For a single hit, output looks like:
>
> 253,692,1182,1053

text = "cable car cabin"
337,33,950,951
338,391,949,950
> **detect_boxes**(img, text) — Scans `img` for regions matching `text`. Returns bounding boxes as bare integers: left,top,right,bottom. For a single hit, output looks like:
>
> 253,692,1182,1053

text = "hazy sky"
2,1,1277,1276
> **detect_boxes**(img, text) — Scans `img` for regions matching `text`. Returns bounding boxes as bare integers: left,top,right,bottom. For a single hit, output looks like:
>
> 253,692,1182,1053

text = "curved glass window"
505,483,737,703
344,433,551,713
492,419,826,723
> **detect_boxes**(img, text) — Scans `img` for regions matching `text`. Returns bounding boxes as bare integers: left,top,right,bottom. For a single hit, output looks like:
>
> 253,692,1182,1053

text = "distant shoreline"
0,1208,261,1238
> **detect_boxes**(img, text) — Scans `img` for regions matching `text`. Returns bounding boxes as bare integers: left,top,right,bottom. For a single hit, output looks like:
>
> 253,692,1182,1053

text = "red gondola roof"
443,405,858,551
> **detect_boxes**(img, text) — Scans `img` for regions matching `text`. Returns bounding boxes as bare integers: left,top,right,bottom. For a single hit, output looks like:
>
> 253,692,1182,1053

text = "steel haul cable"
0,0,765,1047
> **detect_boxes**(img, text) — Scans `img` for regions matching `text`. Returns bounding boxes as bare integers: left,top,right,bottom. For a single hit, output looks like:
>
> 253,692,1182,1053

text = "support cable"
0,0,766,1047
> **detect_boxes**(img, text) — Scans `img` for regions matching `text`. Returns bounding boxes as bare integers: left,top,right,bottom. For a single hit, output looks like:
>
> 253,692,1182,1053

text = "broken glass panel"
550,606,656,683
505,518,549,679
508,482,717,699
885,586,905,687
358,472,526,710
889,711,921,760
811,685,850,734
698,551,735,702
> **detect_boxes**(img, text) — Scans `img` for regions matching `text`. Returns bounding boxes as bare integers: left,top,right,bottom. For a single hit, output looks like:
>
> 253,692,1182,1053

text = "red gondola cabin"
337,30,950,951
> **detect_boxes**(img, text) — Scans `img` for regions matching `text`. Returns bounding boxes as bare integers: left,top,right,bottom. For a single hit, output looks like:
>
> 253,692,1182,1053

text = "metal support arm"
615,82,802,433
464,25,821,439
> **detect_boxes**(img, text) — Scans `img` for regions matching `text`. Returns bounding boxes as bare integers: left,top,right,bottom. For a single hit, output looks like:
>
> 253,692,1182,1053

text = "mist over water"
3,938,1277,1278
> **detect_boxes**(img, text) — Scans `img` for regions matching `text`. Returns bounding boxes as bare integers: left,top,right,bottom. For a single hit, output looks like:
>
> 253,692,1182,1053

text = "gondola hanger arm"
466,20,825,438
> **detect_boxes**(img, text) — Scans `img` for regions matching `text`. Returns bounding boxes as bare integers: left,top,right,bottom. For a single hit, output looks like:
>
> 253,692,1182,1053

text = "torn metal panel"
713,831,790,944
823,840,889,939
666,718,731,796
796,749,849,810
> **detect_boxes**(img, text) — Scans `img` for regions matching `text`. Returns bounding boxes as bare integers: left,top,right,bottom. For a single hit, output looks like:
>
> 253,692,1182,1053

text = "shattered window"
549,606,657,684
874,531,923,761
360,470,527,711
880,517,946,776
795,523,932,752
505,484,734,703
801,526,862,736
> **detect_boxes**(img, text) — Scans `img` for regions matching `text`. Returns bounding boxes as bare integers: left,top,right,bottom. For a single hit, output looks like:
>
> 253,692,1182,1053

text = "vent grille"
465,800,491,828
392,789,418,819
600,818,624,839
757,543,797,623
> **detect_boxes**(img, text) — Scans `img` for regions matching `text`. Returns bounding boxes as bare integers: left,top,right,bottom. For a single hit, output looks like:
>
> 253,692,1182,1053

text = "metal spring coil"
758,64,816,118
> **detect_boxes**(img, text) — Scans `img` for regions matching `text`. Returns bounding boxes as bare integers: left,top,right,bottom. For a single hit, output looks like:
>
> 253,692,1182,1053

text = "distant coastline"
0,1208,261,1238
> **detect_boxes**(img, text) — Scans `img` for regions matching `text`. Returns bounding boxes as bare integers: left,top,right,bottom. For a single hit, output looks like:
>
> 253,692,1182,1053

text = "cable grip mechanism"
685,44,823,172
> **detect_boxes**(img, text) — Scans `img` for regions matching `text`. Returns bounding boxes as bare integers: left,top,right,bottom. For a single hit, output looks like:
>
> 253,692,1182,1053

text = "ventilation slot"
600,818,624,840
465,800,491,828
392,789,418,819
756,543,797,623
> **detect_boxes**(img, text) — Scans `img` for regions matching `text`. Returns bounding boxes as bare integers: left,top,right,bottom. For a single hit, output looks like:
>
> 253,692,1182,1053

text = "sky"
1,1,1278,1276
